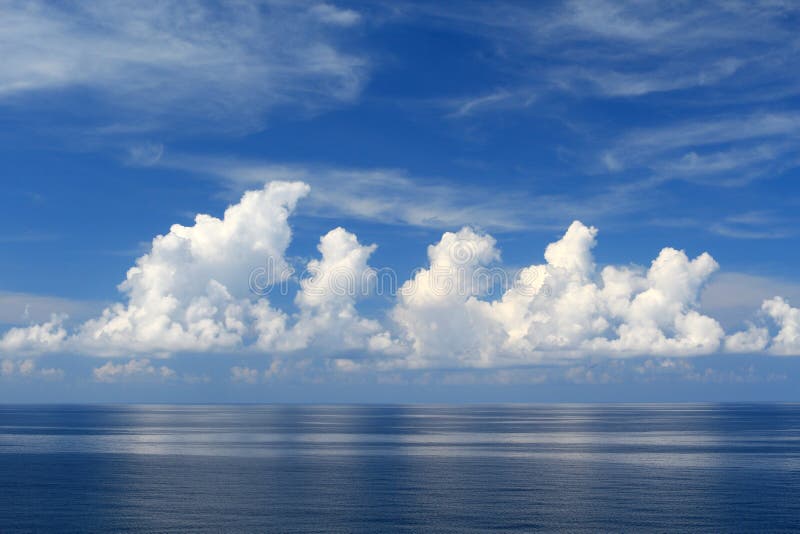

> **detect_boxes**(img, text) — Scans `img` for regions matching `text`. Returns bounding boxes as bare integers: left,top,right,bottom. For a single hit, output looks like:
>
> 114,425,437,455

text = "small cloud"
126,142,164,167
182,373,211,384
18,359,35,376
602,152,623,172
159,366,176,379
231,366,260,384
332,358,361,372
710,212,794,239
263,360,282,380
309,4,361,26
0,232,59,244
39,367,65,381
0,358,64,380
93,358,175,383
446,90,533,118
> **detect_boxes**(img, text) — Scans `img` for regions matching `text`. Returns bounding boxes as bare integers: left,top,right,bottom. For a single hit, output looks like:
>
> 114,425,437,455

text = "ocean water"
1,404,799,532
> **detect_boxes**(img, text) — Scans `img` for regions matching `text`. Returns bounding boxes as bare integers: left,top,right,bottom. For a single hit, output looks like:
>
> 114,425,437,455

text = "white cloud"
287,227,387,352
604,113,800,186
309,4,361,26
162,156,588,231
413,0,800,119
0,1,367,131
709,211,795,240
161,155,658,240
230,366,260,384
263,360,283,380
76,181,309,356
410,2,800,190
389,227,503,368
93,358,174,383
725,324,769,353
0,314,67,354
445,90,535,118
564,364,618,384
2,180,800,367
0,292,103,326
332,358,362,372
0,358,64,380
386,221,726,367
702,272,800,328
717,290,800,356
39,367,65,381
0,180,386,359
126,142,165,167
18,359,35,376
761,297,800,355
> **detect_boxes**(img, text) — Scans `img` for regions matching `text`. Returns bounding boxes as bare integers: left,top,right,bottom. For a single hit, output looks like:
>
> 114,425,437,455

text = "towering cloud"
387,221,726,367
280,226,386,352
390,227,503,368
77,181,309,355
1,181,799,366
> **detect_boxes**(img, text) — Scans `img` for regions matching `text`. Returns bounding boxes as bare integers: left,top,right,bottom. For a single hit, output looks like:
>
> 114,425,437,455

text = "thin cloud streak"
414,0,800,104
159,154,651,231
0,292,105,326
0,0,368,133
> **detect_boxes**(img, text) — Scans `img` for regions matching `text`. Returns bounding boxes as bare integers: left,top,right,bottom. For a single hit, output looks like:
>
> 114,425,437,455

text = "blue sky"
2,1,800,402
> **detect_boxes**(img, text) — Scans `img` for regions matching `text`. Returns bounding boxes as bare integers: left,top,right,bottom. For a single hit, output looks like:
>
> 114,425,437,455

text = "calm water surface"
1,404,799,532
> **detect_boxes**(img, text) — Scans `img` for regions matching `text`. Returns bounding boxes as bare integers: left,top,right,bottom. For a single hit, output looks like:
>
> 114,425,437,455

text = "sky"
2,0,800,402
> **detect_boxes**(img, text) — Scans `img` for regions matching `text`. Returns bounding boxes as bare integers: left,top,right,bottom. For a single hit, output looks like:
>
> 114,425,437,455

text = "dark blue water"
1,404,799,532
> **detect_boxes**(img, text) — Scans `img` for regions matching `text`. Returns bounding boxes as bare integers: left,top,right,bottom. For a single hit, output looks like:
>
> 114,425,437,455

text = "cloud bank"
2,181,799,368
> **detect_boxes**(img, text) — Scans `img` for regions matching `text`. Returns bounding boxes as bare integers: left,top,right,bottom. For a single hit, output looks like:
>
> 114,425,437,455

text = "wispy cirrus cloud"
158,153,651,231
649,211,798,243
0,0,368,133
601,112,800,186
444,90,536,119
397,1,800,209
709,211,797,240
0,233,58,244
416,0,800,110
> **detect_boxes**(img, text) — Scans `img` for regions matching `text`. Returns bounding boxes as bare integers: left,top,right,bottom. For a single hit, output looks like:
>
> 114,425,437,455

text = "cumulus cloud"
0,181,387,360
288,227,387,351
230,366,260,384
1,181,799,368
387,221,727,367
390,227,503,368
725,324,769,353
761,297,800,355
230,359,304,383
0,314,67,354
77,181,309,355
93,358,175,383
721,296,800,356
1,358,64,380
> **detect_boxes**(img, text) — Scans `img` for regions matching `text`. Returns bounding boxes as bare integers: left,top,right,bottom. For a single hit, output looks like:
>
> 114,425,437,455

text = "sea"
0,404,798,532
